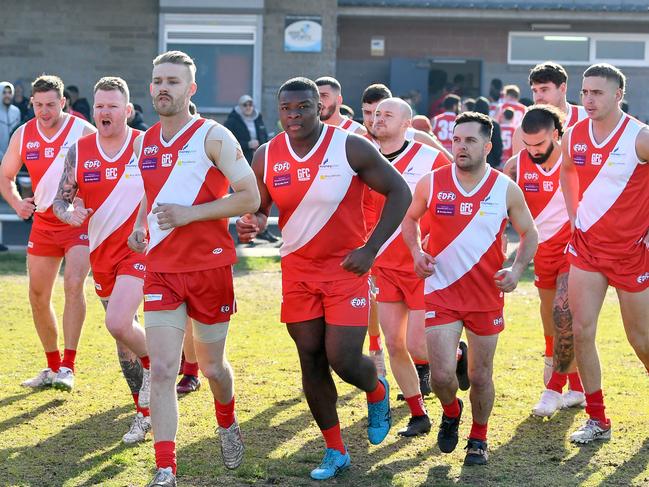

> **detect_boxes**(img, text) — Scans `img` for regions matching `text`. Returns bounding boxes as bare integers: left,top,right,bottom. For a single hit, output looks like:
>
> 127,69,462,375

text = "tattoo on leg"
117,341,143,394
553,275,574,373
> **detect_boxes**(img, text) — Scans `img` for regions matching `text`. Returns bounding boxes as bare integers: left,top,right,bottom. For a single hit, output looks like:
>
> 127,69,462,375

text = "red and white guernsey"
20,114,92,230
499,101,526,126
515,150,569,259
75,129,143,272
500,123,516,165
568,113,649,258
425,165,509,311
265,125,366,281
374,141,449,271
564,103,587,129
431,112,456,152
338,117,364,133
139,117,236,273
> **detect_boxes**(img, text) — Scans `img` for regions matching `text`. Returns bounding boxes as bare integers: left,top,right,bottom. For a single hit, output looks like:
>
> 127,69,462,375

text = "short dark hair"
32,75,64,98
443,94,461,111
473,96,491,117
463,98,476,111
340,104,354,118
94,76,130,102
315,76,341,92
362,83,392,105
521,104,565,138
454,111,493,139
529,62,568,87
67,85,79,94
278,77,319,100
503,108,515,121
583,63,626,92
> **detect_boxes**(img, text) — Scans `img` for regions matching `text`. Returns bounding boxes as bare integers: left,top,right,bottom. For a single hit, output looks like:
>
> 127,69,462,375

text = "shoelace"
318,449,337,470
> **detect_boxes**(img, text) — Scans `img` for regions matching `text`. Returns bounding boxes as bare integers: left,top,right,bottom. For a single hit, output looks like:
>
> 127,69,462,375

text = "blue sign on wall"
284,15,322,53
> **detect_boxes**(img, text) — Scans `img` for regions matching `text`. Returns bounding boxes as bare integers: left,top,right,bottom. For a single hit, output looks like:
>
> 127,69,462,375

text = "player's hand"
153,203,193,230
341,245,375,276
236,213,259,242
413,250,435,278
65,198,93,227
494,266,521,293
14,196,36,219
128,227,148,253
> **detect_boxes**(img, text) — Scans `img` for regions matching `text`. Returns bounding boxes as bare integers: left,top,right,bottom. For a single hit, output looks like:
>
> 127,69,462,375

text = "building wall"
0,0,159,122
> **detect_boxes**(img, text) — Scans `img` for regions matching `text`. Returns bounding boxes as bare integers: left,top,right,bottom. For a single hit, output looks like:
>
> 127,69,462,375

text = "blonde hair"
94,76,130,102
153,50,196,82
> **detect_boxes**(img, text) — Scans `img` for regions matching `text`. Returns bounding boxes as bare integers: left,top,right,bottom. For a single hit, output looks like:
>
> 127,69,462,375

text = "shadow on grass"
0,390,40,409
599,436,649,486
0,397,65,433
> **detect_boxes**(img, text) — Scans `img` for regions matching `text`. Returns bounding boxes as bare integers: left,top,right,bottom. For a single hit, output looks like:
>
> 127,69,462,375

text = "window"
508,32,649,66
161,14,263,113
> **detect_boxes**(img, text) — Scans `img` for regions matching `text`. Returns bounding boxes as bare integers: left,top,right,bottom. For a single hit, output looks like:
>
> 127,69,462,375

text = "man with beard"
403,112,537,465
503,105,585,417
128,51,260,486
315,77,366,135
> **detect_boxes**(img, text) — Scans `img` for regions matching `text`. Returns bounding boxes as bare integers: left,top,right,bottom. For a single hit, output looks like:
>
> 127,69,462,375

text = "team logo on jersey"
83,171,101,183
573,143,587,153
144,293,163,302
26,141,40,150
220,305,231,313
273,174,291,187
437,191,456,201
350,297,367,308
79,234,89,240
84,159,101,170
573,143,587,166
543,181,554,192
141,157,157,170
435,203,455,216
524,172,538,181
143,145,159,156
637,273,649,284
44,147,55,159
133,263,145,272
297,167,311,182
212,248,223,255
274,161,290,173
493,316,504,326
179,143,196,155
591,153,603,165
105,167,118,180
161,154,173,167
524,183,539,192
460,202,473,215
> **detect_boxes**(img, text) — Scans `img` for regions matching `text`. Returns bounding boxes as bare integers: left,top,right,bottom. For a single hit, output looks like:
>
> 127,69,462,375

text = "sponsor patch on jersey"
573,155,586,166
437,191,456,201
273,161,290,173
493,316,504,326
524,172,539,181
25,150,39,160
637,272,649,284
144,293,163,302
543,181,554,192
273,174,291,187
297,167,311,182
143,145,159,156
133,263,145,272
573,143,587,153
84,159,101,170
44,147,55,159
435,203,455,216
459,202,473,215
425,311,436,319
524,183,539,192
83,171,101,183
141,157,157,170
350,297,367,308
26,141,40,150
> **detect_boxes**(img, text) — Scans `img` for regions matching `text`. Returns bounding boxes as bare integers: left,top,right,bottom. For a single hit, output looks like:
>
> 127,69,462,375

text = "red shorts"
281,276,369,326
425,306,505,336
143,266,236,323
374,266,425,310
27,224,89,257
92,256,146,298
533,253,570,289
567,240,649,293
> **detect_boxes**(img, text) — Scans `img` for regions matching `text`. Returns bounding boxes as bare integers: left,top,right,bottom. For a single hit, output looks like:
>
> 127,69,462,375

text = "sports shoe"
397,415,431,437
438,398,463,453
370,349,386,378
139,368,151,408
218,418,244,469
562,390,586,409
543,356,553,387
456,340,470,391
176,375,201,394
532,389,563,417
416,363,432,396
122,412,151,444
367,376,391,445
21,368,55,388
52,367,74,392
257,229,279,243
310,448,351,480
569,418,611,444
464,438,489,466
147,467,176,486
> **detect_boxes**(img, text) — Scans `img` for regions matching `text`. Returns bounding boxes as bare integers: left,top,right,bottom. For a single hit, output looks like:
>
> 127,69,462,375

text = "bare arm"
128,135,149,253
402,173,436,278
511,125,524,155
0,126,36,219
559,128,579,229
414,129,453,161
502,154,518,181
236,144,273,242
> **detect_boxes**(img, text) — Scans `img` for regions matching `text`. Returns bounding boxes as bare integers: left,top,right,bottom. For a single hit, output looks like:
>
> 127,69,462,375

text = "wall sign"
284,15,322,53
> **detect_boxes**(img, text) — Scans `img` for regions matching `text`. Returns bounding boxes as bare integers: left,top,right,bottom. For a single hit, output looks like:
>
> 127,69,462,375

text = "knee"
467,369,492,390
201,360,231,384
29,286,51,307
63,276,86,297
105,315,129,341
572,321,595,346
429,368,455,390
150,357,178,385
327,352,355,380
384,335,408,358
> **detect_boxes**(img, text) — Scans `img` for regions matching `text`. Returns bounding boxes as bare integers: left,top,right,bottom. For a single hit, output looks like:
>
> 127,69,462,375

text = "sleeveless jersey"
564,103,587,129
568,114,649,259
338,117,364,134
425,164,509,311
139,117,236,273
431,112,456,152
20,114,92,230
265,125,366,281
75,129,143,273
515,150,569,260
374,141,450,271
500,123,516,165
499,101,526,126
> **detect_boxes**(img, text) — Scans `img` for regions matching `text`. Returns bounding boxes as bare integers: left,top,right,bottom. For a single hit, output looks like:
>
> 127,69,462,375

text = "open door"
389,58,430,116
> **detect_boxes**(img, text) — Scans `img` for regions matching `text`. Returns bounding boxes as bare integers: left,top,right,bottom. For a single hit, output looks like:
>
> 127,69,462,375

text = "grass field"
0,252,648,487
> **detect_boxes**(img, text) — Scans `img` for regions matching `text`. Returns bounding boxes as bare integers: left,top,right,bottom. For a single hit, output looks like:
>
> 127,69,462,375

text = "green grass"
0,252,648,486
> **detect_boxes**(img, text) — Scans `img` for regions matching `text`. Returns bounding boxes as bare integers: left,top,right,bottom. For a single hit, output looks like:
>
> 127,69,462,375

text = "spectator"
474,96,502,168
67,85,91,121
0,82,21,160
12,80,31,123
127,102,148,131
63,90,88,120
224,94,268,164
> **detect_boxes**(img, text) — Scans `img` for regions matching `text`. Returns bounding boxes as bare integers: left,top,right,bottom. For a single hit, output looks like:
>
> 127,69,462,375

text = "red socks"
61,349,76,372
544,335,554,358
369,334,382,352
585,389,608,425
132,393,150,417
546,372,568,393
366,380,386,403
321,423,346,454
45,350,61,372
441,398,461,419
140,355,150,370
470,421,488,441
215,396,236,428
154,441,177,474
405,394,427,417
413,358,428,366
183,361,199,377
568,373,584,392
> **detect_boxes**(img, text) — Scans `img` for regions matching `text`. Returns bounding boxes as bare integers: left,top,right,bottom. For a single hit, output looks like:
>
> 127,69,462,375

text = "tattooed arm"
53,144,92,226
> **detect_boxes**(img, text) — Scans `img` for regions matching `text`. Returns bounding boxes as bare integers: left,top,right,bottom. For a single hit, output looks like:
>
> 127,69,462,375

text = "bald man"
368,98,450,436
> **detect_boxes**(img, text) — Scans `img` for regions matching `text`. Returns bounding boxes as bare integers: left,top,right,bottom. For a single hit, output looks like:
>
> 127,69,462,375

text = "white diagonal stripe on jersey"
34,120,86,212
575,121,642,233
424,175,508,293
535,186,569,244
88,153,143,253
